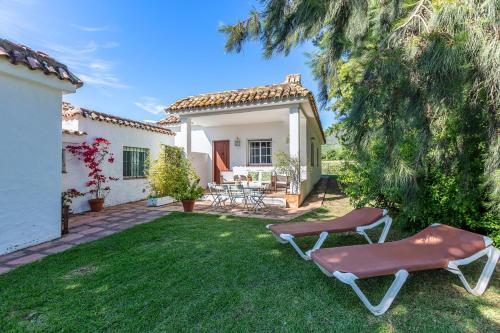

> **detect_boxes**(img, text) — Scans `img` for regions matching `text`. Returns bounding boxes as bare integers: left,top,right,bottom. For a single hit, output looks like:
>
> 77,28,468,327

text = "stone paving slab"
7,253,47,266
0,177,329,276
0,203,172,275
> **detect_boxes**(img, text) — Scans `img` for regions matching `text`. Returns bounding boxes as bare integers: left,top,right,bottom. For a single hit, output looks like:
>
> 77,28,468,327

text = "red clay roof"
0,38,82,88
157,114,180,126
166,74,325,141
62,102,175,135
166,74,310,112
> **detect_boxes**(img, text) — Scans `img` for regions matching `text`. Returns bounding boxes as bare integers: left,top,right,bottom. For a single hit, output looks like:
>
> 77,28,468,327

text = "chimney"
284,73,301,85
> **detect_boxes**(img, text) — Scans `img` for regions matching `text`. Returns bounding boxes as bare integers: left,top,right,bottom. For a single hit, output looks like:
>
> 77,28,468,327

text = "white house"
159,74,326,201
62,103,176,213
0,39,82,255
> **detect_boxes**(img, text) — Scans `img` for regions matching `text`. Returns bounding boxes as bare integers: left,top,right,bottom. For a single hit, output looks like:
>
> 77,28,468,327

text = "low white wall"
0,69,65,254
62,118,175,213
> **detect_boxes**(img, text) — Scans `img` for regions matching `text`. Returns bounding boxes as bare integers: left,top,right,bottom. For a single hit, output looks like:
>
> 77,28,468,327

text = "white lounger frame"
312,225,500,316
266,209,392,260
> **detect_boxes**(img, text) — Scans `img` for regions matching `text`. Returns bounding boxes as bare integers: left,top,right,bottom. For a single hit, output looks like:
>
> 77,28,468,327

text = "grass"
0,182,499,332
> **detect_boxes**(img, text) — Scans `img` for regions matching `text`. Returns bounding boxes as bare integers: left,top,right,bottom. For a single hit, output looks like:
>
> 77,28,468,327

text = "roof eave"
166,96,326,143
165,97,307,115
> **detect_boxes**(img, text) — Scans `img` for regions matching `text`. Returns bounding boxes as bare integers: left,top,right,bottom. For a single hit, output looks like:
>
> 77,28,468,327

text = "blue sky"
0,0,336,128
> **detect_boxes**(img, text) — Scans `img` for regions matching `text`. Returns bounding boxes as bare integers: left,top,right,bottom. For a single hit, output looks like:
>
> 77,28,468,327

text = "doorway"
213,140,230,183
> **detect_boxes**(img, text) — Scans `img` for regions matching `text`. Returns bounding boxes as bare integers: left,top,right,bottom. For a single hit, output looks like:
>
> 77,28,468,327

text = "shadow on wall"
190,152,210,188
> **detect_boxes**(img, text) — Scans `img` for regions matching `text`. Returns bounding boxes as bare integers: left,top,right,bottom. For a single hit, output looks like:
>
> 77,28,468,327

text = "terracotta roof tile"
62,102,175,135
62,129,87,136
165,74,325,141
156,114,181,126
166,75,312,113
0,38,82,88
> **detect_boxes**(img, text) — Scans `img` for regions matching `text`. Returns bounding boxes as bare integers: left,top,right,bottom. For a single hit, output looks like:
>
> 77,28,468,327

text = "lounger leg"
265,224,329,260
446,244,499,296
356,216,392,244
332,270,409,316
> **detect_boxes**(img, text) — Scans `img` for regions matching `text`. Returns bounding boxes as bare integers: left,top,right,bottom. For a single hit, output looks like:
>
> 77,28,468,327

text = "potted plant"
175,179,205,212
61,189,83,234
66,138,119,212
147,145,204,211
274,151,302,208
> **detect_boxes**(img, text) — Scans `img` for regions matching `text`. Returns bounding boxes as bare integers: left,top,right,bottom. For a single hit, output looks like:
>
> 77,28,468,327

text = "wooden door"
213,140,230,183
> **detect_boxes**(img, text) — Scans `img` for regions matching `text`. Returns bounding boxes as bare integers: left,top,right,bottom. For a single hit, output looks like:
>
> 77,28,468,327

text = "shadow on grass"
0,212,498,332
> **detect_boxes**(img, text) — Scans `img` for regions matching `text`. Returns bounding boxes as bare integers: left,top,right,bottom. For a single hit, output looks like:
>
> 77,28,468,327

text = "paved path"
0,177,329,275
0,204,171,275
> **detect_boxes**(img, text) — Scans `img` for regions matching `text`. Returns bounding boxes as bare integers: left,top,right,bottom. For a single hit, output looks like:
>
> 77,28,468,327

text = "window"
311,143,315,166
123,147,149,178
248,140,272,165
317,147,320,167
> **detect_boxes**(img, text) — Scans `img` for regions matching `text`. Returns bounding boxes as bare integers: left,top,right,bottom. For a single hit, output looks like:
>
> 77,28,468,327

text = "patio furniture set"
266,207,499,316
208,171,290,212
208,181,271,212
219,171,289,192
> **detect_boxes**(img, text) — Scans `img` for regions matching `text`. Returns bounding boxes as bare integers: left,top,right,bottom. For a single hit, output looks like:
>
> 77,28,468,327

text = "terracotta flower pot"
181,200,195,212
89,198,105,212
285,194,301,208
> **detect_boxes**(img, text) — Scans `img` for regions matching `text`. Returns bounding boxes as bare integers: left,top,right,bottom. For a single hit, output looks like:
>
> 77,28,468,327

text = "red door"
213,140,230,183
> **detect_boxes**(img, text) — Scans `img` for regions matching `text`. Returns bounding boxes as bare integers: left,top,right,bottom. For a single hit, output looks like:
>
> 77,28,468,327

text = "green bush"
147,145,183,198
147,145,203,201
220,0,500,244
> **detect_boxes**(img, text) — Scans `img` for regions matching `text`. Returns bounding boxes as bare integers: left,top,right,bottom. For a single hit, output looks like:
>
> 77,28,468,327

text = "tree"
220,0,499,243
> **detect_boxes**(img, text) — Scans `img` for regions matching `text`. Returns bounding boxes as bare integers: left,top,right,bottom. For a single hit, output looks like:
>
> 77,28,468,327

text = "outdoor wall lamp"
234,137,241,146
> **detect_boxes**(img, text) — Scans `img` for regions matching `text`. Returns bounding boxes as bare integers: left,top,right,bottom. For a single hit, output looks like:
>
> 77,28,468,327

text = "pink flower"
66,137,118,199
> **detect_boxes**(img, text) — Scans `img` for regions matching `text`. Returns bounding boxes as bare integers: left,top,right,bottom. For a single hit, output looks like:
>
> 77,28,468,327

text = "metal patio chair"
207,182,228,209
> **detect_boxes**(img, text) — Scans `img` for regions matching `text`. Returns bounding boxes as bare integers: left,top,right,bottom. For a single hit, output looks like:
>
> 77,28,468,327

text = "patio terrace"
0,177,328,274
0,176,498,332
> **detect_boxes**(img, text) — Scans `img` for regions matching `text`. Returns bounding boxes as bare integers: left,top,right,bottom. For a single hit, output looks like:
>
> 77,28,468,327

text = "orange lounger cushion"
269,207,385,237
311,224,486,279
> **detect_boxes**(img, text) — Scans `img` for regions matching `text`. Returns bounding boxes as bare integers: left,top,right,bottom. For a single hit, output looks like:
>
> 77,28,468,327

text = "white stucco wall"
176,121,289,186
0,65,74,255
165,106,324,198
304,112,324,195
62,118,175,213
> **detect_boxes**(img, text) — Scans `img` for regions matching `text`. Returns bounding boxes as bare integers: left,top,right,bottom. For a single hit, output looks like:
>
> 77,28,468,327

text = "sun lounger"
266,207,392,260
310,224,499,315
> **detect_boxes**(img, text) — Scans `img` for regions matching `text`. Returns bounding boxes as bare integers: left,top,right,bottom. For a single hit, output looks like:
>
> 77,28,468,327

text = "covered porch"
176,102,322,204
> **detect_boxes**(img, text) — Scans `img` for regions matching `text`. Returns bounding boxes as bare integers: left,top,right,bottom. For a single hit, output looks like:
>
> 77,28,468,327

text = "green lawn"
0,209,499,332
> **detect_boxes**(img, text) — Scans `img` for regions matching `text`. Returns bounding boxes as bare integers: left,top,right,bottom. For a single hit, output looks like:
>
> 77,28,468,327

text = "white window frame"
247,139,272,166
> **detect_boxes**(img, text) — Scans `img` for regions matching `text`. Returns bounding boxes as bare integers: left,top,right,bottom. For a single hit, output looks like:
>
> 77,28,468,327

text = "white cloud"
102,41,119,48
89,59,113,71
37,40,128,89
0,1,126,91
135,97,166,115
78,74,128,89
71,24,115,32
0,0,40,41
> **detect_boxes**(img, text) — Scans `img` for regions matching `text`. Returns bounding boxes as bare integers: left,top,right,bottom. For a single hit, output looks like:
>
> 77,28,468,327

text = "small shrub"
147,145,203,200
